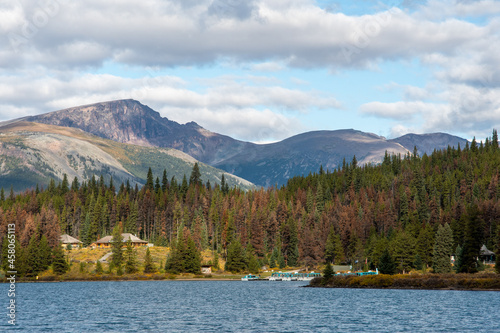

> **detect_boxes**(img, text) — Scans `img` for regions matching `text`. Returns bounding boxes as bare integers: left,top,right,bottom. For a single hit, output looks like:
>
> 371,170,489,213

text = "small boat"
241,274,259,281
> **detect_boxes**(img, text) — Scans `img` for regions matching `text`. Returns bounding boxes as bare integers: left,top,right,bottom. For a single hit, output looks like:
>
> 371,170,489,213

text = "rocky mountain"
26,99,251,165
23,99,468,187
0,121,255,192
390,133,469,156
213,130,411,187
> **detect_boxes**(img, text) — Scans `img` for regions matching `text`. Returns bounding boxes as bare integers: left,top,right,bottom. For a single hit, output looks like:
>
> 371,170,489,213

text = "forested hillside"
2,131,500,277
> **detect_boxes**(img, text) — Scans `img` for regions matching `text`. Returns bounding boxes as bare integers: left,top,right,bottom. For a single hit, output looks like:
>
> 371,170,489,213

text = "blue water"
2,280,500,332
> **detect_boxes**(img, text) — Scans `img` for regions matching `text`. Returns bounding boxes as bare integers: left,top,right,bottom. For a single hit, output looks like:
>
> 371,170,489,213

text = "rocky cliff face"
27,99,252,165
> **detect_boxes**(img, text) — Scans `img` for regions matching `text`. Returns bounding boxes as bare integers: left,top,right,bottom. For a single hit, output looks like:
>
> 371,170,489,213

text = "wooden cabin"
480,244,496,264
60,234,83,249
201,265,212,274
90,233,148,248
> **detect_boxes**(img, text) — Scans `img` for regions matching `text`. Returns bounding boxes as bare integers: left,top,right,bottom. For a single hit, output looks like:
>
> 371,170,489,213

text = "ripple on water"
2,281,499,332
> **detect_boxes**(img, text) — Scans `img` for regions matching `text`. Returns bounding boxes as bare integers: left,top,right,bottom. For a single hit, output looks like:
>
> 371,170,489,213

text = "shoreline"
307,273,500,291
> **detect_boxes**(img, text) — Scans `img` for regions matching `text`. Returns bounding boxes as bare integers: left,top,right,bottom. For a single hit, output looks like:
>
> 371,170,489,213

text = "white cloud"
0,0,489,70
0,71,334,141
1,0,500,143
360,101,434,120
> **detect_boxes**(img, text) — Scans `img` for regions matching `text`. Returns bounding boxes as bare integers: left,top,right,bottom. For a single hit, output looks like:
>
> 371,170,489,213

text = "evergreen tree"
285,217,299,266
124,240,139,274
184,235,201,274
212,251,219,271
162,169,169,192
391,231,415,273
454,245,463,273
378,249,396,275
189,163,202,186
111,223,124,268
278,252,286,269
496,225,500,274
432,223,454,273
165,237,184,273
325,230,344,264
61,173,69,194
165,229,200,274
459,205,484,273
52,245,69,275
0,238,8,272
95,261,103,274
155,177,161,194
225,239,246,273
143,247,156,273
323,262,334,280
246,244,260,274
146,167,154,190
413,254,423,271
38,235,52,272
25,234,41,277
180,175,189,197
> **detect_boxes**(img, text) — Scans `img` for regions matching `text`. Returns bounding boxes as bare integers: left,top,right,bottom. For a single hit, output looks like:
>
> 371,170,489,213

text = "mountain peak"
25,100,240,161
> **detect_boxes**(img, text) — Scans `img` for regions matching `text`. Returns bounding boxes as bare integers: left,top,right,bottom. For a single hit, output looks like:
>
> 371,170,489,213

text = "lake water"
2,280,500,332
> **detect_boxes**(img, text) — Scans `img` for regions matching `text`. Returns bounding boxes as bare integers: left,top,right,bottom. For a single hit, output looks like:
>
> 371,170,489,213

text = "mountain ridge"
22,99,469,187
0,121,255,192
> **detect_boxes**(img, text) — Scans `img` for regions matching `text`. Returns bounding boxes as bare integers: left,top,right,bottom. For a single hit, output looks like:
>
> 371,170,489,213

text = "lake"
2,280,500,332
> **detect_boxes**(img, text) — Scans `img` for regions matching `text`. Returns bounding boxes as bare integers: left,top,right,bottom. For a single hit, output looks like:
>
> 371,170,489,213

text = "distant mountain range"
0,99,468,189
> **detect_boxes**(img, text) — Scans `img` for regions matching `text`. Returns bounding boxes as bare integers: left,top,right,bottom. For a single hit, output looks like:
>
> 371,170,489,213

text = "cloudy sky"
1,0,500,143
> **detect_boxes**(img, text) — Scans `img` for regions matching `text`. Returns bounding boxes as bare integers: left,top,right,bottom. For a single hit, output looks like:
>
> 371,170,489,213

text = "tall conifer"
432,223,454,273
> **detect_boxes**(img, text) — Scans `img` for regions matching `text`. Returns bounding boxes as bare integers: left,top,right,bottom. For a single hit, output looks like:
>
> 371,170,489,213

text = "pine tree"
95,261,103,274
454,245,463,273
0,237,8,272
52,245,69,275
495,221,500,274
165,236,184,274
146,167,154,190
180,175,189,197
246,244,260,274
25,234,41,277
323,262,334,280
432,223,454,273
61,173,69,195
378,249,396,275
212,251,219,271
391,230,415,273
38,235,52,272
325,230,344,264
189,163,202,186
184,234,201,274
111,223,124,269
459,205,484,273
413,254,423,271
143,247,156,273
225,239,246,273
124,240,139,274
162,169,168,192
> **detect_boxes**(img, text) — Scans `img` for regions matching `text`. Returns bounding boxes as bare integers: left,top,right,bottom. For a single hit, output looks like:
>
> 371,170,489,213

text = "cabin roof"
60,234,82,244
480,244,495,256
95,233,147,244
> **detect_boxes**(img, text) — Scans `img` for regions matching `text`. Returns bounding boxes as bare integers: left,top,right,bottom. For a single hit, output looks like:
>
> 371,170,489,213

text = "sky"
1,0,500,144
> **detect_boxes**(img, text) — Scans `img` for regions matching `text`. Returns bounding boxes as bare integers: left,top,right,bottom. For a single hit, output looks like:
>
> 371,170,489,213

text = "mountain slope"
214,130,411,187
390,133,469,156
26,99,252,165
24,99,468,187
0,121,255,192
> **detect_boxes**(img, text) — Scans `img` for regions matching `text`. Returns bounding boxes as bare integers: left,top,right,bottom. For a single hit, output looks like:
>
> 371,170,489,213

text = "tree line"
1,131,500,276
